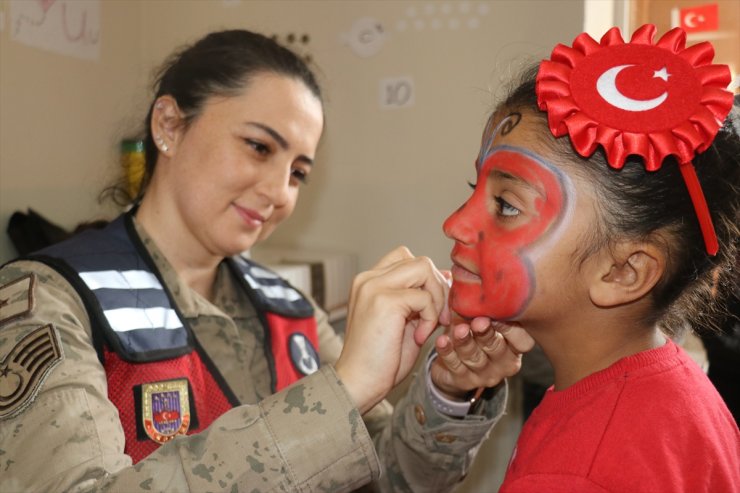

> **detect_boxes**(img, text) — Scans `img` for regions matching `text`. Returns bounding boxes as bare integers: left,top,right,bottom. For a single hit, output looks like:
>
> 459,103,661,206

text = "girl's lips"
233,204,265,228
451,263,481,283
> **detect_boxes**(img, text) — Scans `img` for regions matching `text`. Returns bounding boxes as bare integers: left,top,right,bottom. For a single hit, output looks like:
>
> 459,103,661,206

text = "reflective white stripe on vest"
79,270,163,290
249,266,280,280
243,272,302,302
104,307,183,332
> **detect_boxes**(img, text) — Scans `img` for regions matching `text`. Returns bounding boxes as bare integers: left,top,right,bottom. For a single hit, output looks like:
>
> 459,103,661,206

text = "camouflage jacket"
0,221,506,493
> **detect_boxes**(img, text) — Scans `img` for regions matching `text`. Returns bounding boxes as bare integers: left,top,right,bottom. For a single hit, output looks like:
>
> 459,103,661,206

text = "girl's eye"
291,168,309,184
495,197,520,217
245,139,270,155
467,181,477,190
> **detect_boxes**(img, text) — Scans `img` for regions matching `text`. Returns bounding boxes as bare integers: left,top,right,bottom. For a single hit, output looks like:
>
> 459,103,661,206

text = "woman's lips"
451,263,481,283
233,204,265,228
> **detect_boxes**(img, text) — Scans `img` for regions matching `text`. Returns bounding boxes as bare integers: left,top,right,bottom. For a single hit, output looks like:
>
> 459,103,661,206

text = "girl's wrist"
425,353,474,417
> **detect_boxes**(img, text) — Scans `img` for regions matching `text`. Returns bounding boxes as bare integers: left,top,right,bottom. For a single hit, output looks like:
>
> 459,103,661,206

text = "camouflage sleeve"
313,303,395,439
371,366,507,492
311,300,507,492
0,261,380,493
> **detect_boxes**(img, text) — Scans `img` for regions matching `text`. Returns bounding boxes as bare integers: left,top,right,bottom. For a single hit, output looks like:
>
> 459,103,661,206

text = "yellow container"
121,139,145,198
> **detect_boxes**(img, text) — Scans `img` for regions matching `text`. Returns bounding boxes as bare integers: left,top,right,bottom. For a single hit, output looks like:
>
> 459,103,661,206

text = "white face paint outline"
596,64,669,112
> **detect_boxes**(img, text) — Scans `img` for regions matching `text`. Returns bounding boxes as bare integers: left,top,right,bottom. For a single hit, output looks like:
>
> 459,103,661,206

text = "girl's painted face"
443,112,574,320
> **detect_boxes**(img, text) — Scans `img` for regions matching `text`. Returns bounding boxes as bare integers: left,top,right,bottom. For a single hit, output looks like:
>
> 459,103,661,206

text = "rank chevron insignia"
0,324,63,419
0,274,35,326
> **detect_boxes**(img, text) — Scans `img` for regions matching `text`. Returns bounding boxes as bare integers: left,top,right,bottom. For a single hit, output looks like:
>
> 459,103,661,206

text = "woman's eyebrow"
245,122,314,165
245,122,289,149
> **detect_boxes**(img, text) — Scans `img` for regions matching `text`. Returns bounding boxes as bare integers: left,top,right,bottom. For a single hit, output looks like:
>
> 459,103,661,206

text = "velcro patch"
0,324,63,420
0,274,35,326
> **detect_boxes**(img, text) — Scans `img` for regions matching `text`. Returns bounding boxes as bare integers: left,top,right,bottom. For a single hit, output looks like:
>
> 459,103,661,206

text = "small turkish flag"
679,4,720,33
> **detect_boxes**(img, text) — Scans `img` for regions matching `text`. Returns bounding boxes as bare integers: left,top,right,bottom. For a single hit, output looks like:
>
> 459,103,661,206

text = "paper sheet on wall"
10,0,100,61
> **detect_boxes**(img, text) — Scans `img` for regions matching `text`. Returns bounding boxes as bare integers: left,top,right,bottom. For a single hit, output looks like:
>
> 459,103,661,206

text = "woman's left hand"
430,317,535,398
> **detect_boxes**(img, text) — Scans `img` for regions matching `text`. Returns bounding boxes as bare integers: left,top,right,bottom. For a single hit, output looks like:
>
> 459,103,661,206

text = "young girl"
440,25,739,491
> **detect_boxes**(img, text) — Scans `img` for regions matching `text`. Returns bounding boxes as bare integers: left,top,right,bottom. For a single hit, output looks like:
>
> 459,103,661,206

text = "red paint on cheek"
446,148,566,319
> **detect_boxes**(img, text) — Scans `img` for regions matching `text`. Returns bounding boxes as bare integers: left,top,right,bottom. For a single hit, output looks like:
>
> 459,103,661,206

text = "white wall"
0,0,143,262
1,0,585,271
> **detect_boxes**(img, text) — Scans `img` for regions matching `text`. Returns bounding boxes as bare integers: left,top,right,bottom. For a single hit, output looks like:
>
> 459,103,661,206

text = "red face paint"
443,145,567,320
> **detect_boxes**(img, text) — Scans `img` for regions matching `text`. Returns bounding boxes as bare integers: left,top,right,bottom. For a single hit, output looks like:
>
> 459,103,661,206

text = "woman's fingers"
337,246,452,413
360,253,449,331
371,245,414,270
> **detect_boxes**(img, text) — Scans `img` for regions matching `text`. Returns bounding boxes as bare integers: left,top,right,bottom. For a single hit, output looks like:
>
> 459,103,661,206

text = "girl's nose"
443,200,479,245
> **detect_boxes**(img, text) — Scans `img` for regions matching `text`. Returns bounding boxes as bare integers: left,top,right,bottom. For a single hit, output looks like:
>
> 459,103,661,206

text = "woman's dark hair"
106,29,322,204
496,65,740,337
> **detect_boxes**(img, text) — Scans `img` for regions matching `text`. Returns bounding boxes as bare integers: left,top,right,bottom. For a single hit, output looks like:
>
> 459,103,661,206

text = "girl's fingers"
470,317,506,355
436,331,466,374
494,322,535,355
450,323,490,371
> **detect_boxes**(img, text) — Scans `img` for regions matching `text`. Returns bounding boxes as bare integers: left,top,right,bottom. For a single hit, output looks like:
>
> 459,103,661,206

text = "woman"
0,30,531,492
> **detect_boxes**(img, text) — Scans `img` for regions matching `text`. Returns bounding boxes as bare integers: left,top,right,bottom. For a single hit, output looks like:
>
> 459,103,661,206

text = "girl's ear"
150,95,184,157
588,241,665,308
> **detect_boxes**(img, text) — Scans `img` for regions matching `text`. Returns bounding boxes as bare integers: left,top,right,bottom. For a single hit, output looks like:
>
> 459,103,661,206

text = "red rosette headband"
536,24,734,255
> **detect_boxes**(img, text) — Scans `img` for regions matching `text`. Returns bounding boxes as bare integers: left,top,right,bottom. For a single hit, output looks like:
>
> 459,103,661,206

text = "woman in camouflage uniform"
0,30,532,492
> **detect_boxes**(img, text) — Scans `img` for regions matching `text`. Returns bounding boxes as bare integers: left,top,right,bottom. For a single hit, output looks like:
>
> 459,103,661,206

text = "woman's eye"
291,168,309,184
495,197,520,217
467,181,477,190
245,139,270,155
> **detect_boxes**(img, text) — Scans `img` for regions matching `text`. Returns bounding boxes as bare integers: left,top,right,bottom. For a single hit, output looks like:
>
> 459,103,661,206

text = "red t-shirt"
501,339,740,492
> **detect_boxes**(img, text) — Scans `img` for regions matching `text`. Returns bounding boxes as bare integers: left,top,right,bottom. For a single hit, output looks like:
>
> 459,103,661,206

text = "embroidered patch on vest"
289,333,319,376
141,378,191,443
0,324,63,420
0,274,35,327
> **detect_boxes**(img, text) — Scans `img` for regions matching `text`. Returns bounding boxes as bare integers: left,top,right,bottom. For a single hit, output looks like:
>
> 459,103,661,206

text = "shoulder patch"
0,274,36,327
0,324,63,420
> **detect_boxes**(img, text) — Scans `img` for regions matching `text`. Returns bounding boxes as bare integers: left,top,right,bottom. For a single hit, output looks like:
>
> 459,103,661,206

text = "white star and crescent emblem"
596,64,671,112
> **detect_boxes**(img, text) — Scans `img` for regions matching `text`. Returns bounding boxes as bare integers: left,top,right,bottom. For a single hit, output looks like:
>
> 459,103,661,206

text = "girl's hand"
430,317,535,398
335,246,451,414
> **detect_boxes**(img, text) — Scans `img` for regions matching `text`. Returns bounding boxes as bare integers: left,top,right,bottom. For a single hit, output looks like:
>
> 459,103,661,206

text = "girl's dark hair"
497,65,740,337
106,29,322,204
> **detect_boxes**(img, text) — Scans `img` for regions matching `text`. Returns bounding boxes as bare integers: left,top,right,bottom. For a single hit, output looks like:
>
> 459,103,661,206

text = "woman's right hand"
335,246,451,414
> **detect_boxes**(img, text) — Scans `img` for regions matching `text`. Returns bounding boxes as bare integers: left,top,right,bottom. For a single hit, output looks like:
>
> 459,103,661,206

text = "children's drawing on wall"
379,76,415,110
340,1,491,59
10,0,100,61
341,17,387,58
0,2,6,33
395,1,489,32
271,32,313,64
